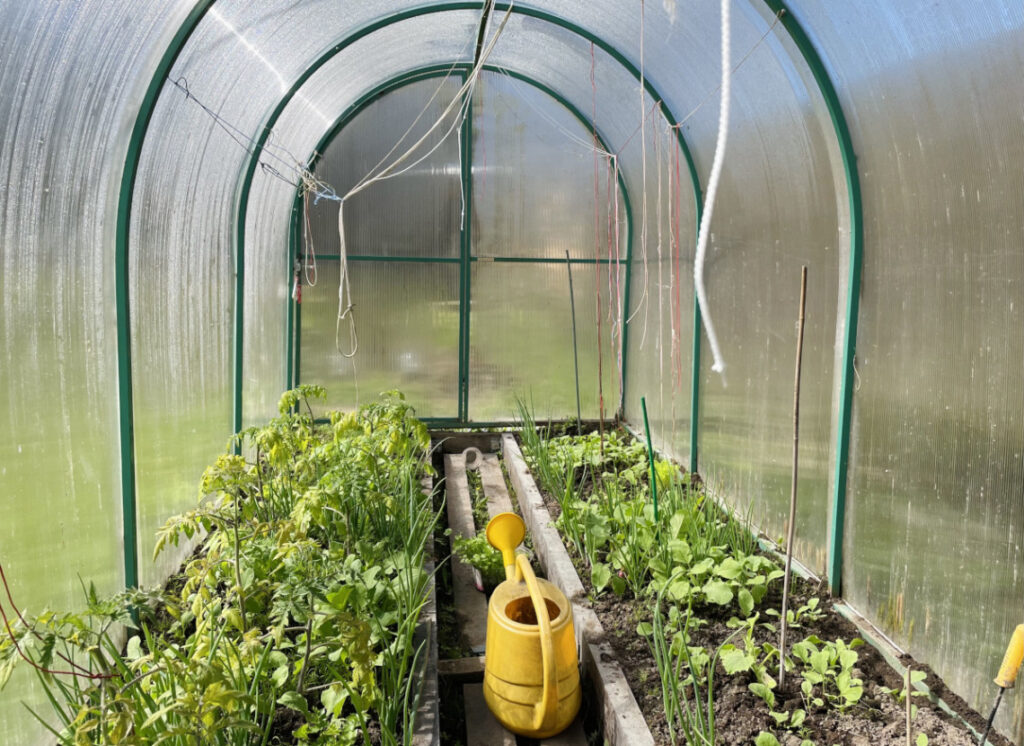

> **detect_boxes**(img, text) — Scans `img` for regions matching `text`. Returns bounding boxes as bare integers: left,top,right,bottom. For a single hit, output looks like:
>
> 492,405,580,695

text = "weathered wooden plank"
541,714,588,746
432,431,504,454
479,453,515,517
444,454,488,654
412,476,439,746
463,683,516,746
438,655,486,682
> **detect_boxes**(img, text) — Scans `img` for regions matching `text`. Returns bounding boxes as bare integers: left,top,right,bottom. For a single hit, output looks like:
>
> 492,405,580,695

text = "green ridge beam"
760,0,863,595
115,0,216,590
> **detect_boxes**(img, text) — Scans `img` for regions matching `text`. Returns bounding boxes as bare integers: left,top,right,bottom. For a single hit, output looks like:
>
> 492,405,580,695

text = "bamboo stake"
779,266,808,689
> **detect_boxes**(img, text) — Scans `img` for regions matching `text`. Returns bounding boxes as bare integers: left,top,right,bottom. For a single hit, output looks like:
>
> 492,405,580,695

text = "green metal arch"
757,0,864,595
114,0,217,590
288,63,639,420
232,1,705,432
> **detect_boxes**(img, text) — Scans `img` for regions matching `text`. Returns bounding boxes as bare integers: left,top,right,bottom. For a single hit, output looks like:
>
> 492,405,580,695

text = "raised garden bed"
499,414,1008,746
0,387,440,746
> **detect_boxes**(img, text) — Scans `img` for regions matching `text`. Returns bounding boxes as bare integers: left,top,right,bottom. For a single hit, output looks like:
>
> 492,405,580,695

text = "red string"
0,562,112,680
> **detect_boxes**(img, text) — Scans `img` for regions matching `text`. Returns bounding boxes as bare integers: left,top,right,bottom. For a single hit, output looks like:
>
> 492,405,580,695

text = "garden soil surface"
534,474,1009,746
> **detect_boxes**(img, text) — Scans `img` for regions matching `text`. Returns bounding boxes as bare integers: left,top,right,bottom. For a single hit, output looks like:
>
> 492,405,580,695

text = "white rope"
693,0,731,378
335,201,357,358
326,1,514,363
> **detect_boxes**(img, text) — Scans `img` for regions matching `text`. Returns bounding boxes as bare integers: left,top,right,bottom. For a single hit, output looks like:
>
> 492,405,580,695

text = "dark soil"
529,448,1005,746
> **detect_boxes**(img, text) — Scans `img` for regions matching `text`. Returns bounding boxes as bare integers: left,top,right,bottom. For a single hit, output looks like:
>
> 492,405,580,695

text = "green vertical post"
759,0,863,595
616,176,636,420
286,200,299,391
689,296,702,473
458,73,473,422
114,0,216,590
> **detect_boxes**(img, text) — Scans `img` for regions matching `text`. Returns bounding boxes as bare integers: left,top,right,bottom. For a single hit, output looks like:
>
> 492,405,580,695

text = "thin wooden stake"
906,666,913,746
779,266,808,689
566,251,583,426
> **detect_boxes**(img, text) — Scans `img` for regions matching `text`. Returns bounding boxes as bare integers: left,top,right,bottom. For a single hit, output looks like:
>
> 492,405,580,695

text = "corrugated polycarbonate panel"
299,260,460,416
306,78,463,259
788,1,1024,737
468,262,621,422
472,70,618,260
0,0,201,741
683,7,843,575
245,11,478,425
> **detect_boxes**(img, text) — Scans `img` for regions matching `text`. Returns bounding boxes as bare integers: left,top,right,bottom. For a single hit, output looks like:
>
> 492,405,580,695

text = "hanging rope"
693,0,732,379
335,201,357,358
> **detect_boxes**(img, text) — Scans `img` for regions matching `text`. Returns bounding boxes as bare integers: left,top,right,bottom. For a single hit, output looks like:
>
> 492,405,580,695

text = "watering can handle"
515,553,559,733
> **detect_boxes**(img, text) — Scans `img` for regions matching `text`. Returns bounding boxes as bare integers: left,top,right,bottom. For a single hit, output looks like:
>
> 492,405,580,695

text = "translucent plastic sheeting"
622,118,700,470
789,1,1024,737
469,262,621,422
0,1,200,741
601,1,845,573
472,69,621,261
299,260,461,417
305,78,463,259
245,11,478,426
131,15,257,587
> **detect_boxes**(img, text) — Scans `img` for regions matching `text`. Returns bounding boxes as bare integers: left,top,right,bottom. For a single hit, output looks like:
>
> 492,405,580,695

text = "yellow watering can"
482,512,581,738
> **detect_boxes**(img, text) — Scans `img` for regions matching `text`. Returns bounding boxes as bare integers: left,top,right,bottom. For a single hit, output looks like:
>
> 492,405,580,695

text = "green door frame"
230,1,704,430
290,63,636,425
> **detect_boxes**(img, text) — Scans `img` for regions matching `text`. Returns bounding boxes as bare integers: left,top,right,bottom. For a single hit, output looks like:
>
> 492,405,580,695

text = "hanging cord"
634,0,650,350
302,188,318,287
335,201,357,358
693,0,732,378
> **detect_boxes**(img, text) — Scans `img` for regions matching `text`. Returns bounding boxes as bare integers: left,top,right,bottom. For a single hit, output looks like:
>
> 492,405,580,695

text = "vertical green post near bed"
759,0,864,595
114,0,216,590
459,73,474,422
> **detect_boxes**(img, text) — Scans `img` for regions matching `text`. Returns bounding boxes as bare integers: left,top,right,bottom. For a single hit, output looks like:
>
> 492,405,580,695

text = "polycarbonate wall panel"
787,1,1024,737
472,71,615,261
299,261,460,416
0,2,198,742
245,12,477,425
307,78,463,259
622,119,699,469
469,262,621,422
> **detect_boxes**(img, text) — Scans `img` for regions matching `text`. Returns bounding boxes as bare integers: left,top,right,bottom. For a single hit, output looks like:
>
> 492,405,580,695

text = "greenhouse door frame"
287,64,632,427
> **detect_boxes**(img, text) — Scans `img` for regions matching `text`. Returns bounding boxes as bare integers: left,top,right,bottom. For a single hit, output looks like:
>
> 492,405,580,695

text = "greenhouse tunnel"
0,0,1022,743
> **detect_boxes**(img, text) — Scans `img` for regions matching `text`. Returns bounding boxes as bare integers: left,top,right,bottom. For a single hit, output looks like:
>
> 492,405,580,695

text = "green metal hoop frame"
289,63,636,423
115,0,859,597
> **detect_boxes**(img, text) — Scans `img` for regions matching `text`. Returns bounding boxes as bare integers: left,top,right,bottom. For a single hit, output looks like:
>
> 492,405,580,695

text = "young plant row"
0,387,438,746
513,404,900,746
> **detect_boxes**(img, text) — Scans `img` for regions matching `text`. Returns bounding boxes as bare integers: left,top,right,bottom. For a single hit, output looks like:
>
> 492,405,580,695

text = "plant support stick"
906,666,912,746
566,251,582,425
779,266,808,689
641,396,659,522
